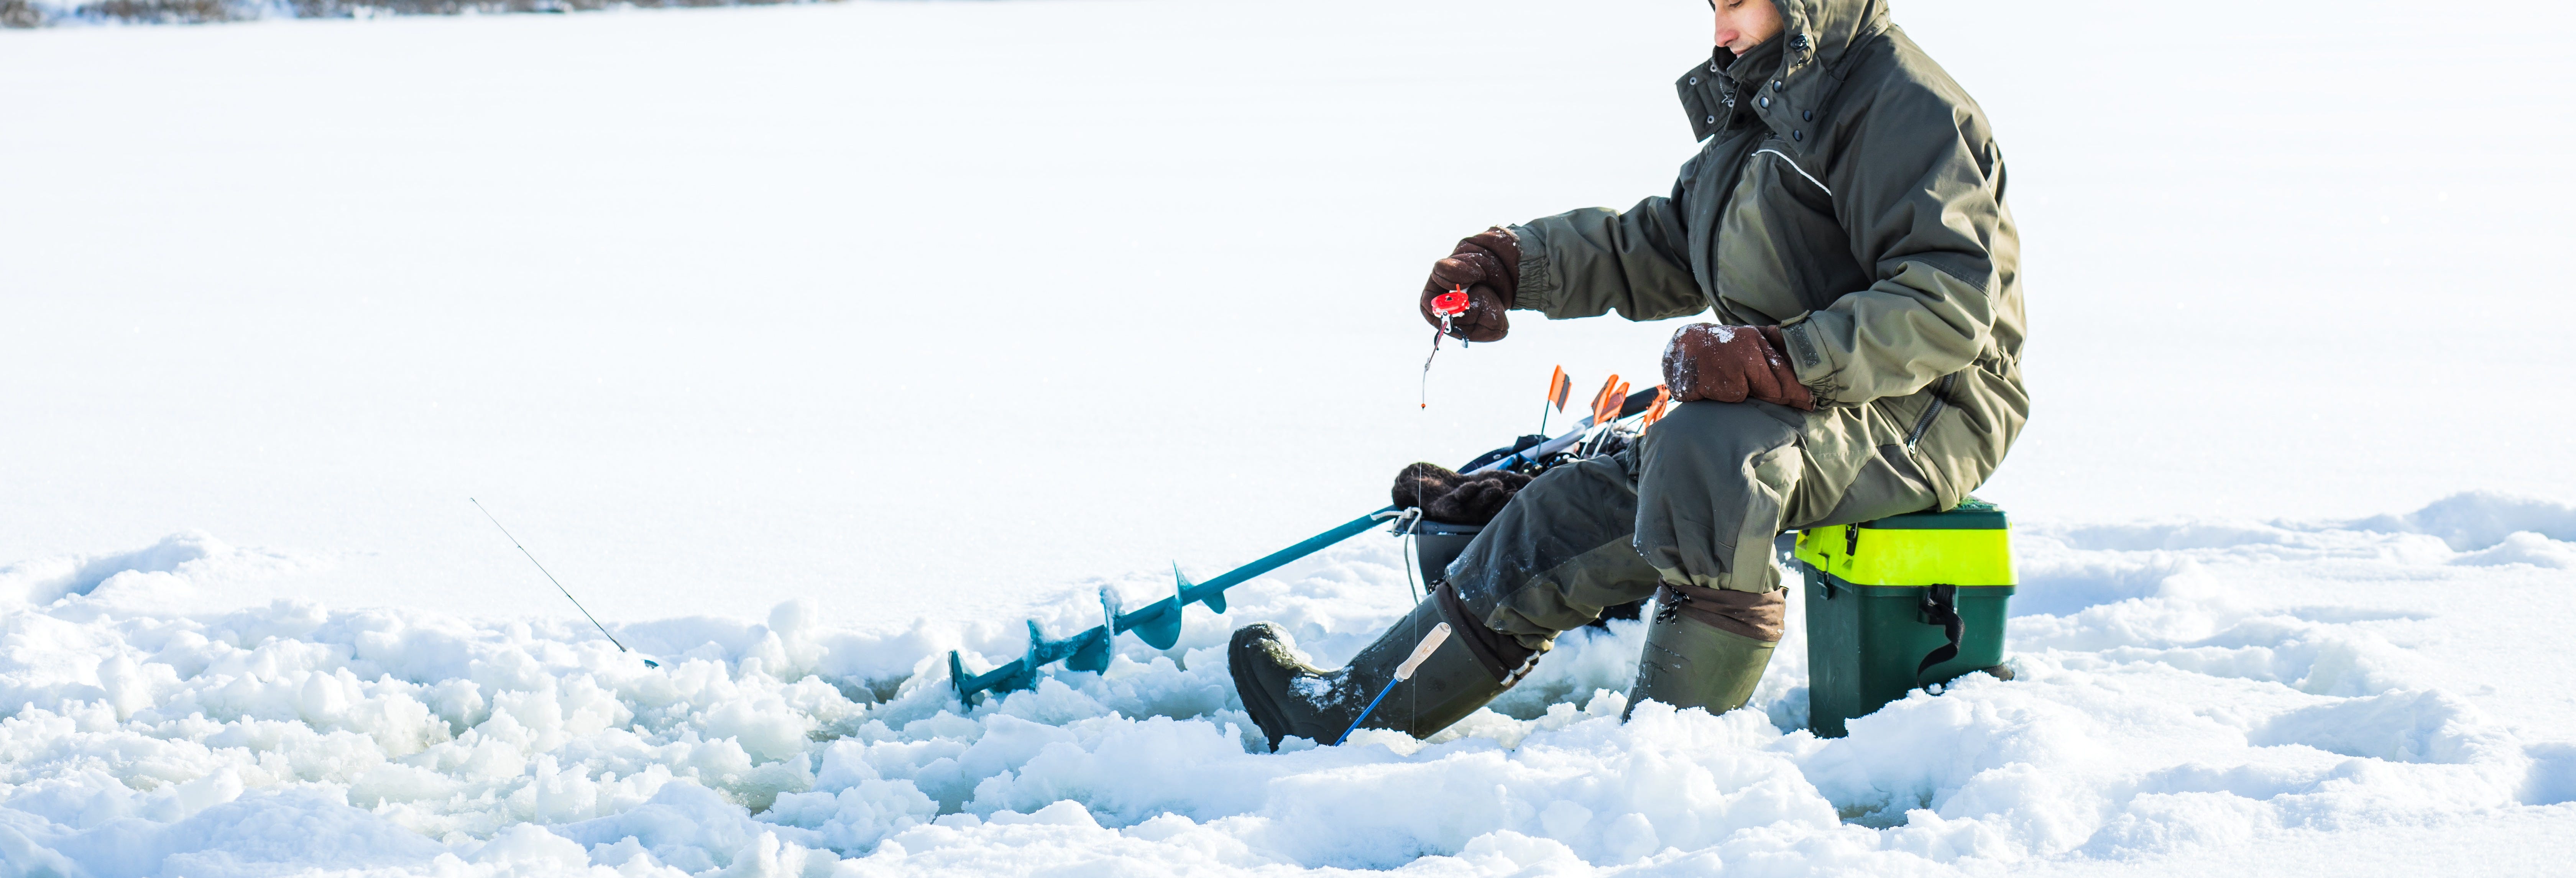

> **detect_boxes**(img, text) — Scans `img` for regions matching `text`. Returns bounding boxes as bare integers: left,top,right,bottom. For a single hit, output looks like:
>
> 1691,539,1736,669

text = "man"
1229,0,2028,750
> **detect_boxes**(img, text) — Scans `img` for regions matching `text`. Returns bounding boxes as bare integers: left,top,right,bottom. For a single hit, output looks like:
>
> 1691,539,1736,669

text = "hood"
1681,0,1893,141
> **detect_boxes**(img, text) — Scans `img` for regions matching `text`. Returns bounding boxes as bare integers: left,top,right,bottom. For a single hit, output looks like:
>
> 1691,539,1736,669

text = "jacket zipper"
1905,373,1957,449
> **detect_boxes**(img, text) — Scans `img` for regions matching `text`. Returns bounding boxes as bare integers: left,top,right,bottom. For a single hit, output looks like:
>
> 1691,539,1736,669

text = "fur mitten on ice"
1391,463,1532,525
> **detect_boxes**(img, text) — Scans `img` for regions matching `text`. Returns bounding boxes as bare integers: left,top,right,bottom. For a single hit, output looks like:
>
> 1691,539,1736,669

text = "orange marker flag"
1640,384,1674,428
1589,375,1625,425
1538,365,1576,434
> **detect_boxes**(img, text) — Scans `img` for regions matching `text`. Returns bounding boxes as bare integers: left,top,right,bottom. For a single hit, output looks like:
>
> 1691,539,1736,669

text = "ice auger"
946,379,1669,704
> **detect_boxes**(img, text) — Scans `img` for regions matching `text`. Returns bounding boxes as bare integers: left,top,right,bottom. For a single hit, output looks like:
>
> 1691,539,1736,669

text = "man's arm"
1508,186,1709,323
1774,89,2008,406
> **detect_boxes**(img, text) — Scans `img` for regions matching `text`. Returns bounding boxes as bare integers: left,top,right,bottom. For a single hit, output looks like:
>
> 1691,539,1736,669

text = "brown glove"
1418,227,1520,343
1661,323,1815,410
1392,462,1533,525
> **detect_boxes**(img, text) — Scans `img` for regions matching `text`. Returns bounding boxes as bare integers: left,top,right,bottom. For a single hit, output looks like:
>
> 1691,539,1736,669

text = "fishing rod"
471,498,659,668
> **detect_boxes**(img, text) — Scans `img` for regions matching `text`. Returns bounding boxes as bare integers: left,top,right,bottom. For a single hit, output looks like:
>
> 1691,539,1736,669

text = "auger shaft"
949,386,1666,704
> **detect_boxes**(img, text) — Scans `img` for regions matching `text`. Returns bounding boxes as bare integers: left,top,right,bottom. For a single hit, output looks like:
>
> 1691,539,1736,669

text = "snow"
3,0,2574,875
4,492,2573,875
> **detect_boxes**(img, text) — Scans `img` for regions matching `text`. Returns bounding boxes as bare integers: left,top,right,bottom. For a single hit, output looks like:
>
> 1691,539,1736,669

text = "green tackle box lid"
1860,497,2007,531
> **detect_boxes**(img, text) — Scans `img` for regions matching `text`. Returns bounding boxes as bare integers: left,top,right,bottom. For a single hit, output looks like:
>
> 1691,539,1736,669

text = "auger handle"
1393,623,1451,681
1335,622,1454,745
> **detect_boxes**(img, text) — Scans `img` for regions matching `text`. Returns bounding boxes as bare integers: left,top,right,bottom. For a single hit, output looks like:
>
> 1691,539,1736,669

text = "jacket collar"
1677,0,1891,143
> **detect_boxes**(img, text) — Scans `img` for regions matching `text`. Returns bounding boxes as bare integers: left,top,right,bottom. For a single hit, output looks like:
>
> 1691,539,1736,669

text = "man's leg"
1229,452,1655,750
1232,400,1821,745
1444,452,1663,650
1623,401,1942,715
1616,400,1806,714
1229,400,1941,748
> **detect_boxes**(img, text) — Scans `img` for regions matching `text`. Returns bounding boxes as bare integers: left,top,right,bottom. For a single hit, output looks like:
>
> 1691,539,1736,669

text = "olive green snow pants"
1444,399,1948,652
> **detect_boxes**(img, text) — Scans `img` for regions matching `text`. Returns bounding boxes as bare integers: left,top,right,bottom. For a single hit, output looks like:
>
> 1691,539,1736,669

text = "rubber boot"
1229,595,1508,752
1622,609,1777,719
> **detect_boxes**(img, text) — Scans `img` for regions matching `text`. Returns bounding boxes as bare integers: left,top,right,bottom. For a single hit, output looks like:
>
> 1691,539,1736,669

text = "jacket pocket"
1883,373,1965,509
1905,372,1957,450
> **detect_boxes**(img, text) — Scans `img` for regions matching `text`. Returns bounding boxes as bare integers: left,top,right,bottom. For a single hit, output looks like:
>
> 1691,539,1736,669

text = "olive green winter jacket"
1508,0,2027,509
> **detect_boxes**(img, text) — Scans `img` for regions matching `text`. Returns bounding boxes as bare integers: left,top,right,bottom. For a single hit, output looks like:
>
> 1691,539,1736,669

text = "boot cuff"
1434,581,1536,683
1655,583,1786,643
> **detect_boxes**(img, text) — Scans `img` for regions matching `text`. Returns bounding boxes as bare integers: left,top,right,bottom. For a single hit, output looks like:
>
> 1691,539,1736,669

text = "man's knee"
1631,401,1807,594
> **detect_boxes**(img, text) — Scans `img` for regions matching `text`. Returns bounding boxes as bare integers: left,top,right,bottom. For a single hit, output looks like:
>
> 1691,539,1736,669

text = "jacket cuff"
1776,314,1844,402
1504,224,1557,312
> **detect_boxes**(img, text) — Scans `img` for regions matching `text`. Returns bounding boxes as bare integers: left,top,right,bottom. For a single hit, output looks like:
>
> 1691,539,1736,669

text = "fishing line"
1401,526,1422,606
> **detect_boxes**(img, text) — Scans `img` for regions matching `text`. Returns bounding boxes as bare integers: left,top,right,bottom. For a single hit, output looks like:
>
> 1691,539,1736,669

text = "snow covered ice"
4,0,2574,875
6,497,2576,875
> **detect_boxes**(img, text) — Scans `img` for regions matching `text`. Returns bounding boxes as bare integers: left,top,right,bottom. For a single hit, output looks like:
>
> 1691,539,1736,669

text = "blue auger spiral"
949,509,1392,704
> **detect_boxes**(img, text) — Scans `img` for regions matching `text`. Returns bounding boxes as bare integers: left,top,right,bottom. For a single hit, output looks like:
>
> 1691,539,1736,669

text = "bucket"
1794,499,2016,738
1405,517,1484,582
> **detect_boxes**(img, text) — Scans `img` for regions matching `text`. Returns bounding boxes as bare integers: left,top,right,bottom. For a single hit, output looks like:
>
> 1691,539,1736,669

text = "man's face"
1713,0,1784,54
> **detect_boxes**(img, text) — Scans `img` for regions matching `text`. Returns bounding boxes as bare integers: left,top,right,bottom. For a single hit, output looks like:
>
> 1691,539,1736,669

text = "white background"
3,0,2569,624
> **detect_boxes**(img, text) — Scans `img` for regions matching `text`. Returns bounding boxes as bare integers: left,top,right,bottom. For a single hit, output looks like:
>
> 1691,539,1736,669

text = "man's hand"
1419,228,1519,343
1662,323,1815,410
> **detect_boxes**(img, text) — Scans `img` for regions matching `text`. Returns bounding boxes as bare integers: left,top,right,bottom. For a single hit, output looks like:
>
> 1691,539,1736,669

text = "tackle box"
1795,499,2016,738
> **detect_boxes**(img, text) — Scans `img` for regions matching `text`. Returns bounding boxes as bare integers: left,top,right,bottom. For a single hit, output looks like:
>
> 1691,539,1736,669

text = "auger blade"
1179,565,1226,614
950,650,1031,705
1021,624,1048,687
1122,597,1183,651
1025,620,1066,665
1061,588,1120,673
1064,627,1111,673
